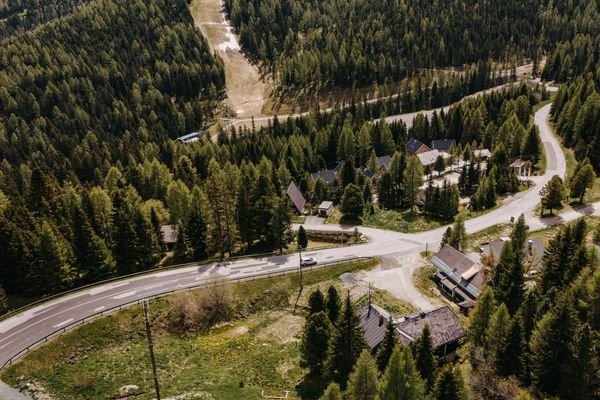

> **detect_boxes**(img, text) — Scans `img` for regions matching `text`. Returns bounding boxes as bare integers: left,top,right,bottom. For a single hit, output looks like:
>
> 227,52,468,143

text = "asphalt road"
3,103,599,384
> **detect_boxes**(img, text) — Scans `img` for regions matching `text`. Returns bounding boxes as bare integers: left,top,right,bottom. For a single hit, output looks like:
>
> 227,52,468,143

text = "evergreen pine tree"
320,383,343,400
530,296,579,399
325,293,367,388
308,289,326,315
173,222,192,263
484,303,511,360
326,285,341,325
300,311,331,375
347,350,379,400
379,346,426,400
187,206,207,260
414,324,436,391
150,207,166,252
497,319,524,378
433,365,470,400
271,197,291,253
298,225,308,249
376,316,397,372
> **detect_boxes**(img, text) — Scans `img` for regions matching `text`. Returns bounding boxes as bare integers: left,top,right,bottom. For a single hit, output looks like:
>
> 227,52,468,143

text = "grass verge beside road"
1,259,379,400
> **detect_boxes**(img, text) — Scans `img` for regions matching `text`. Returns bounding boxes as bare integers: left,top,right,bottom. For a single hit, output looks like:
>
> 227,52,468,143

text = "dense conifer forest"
0,0,87,38
224,0,599,91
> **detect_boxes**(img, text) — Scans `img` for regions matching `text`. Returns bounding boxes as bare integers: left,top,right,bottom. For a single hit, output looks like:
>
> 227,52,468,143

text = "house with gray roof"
406,138,431,155
286,181,306,214
417,149,442,167
358,304,465,360
310,169,337,186
481,237,545,272
431,139,456,154
376,155,393,171
432,245,486,312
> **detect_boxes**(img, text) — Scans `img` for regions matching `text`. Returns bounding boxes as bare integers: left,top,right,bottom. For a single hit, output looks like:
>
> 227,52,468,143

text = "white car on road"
300,257,317,266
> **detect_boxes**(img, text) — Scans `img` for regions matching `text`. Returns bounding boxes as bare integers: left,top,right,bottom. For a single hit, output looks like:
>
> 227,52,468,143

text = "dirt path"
189,0,267,119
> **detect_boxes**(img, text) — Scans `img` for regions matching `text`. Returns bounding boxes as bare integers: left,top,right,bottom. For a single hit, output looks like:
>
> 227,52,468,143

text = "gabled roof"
406,138,429,154
176,131,201,143
376,155,393,170
482,238,545,268
334,161,345,173
286,181,306,214
395,306,466,349
510,159,531,168
358,304,393,349
431,139,456,152
432,245,483,299
417,149,442,167
358,304,465,350
311,169,337,184
318,201,334,209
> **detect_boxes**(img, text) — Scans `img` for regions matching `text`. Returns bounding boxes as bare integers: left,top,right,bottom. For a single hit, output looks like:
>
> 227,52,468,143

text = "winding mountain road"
3,104,600,391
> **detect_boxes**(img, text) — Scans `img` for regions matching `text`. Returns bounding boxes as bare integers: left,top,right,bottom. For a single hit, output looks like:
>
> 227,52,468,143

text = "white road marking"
89,282,129,296
53,318,74,329
113,290,137,300
93,306,105,312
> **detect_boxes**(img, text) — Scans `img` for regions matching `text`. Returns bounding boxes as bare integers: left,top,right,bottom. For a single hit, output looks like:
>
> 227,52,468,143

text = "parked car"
300,256,317,266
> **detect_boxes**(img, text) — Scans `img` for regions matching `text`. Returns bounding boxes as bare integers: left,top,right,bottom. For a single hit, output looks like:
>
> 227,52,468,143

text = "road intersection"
3,103,600,376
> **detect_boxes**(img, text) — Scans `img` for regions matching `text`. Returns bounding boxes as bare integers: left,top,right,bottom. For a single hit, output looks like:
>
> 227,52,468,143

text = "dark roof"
406,138,427,154
359,168,376,179
431,139,456,152
377,155,393,170
395,307,466,349
482,238,545,268
432,245,484,299
160,224,178,244
358,304,465,350
358,304,393,349
311,169,337,185
286,181,306,214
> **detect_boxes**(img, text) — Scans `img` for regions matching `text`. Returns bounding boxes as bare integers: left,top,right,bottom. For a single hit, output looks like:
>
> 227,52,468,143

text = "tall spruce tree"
187,206,207,260
376,317,397,372
496,319,524,378
325,293,367,388
347,350,379,400
379,346,426,400
530,296,579,399
308,289,326,315
300,311,331,375
326,285,341,325
414,324,436,391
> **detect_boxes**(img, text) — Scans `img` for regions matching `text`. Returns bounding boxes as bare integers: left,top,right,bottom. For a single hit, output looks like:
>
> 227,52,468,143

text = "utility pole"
143,299,161,400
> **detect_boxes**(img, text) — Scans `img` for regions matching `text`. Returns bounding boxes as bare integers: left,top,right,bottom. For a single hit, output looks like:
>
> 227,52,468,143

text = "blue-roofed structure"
175,131,201,143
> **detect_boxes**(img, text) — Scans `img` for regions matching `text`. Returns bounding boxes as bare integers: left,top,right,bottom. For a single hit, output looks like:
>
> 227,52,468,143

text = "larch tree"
320,383,343,400
539,175,565,215
468,287,496,348
433,365,470,400
569,159,596,203
347,350,379,400
379,346,426,400
403,156,424,211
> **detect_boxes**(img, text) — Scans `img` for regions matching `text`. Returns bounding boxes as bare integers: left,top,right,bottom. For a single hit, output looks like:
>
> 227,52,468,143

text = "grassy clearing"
412,266,438,299
1,259,379,400
362,207,445,233
467,224,512,251
355,288,415,316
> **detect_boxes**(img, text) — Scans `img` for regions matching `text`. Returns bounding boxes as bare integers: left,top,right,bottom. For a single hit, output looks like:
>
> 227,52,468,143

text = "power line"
143,299,161,400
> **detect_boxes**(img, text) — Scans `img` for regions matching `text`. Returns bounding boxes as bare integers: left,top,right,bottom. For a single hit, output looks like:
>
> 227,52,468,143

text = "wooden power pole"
143,299,161,400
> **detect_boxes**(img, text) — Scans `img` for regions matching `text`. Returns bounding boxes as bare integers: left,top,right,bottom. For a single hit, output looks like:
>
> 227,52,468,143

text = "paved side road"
0,381,32,399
